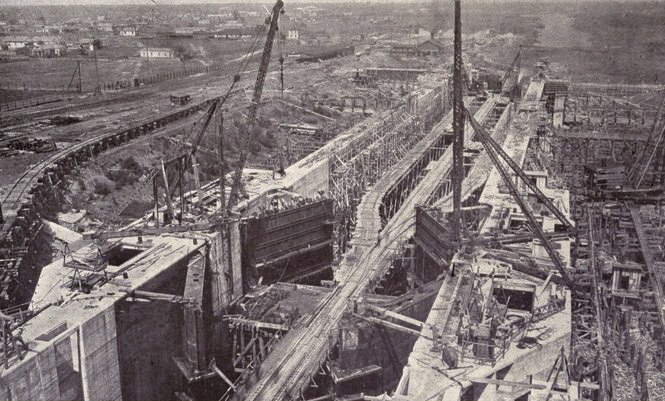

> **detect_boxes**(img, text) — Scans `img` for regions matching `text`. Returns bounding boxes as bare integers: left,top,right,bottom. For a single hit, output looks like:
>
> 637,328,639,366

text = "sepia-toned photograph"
0,0,663,400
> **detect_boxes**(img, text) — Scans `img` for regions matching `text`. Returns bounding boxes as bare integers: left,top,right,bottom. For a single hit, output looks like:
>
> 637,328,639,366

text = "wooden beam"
365,303,425,329
233,336,258,366
227,317,286,331
356,314,427,340
161,160,176,221
212,363,236,390
458,376,546,390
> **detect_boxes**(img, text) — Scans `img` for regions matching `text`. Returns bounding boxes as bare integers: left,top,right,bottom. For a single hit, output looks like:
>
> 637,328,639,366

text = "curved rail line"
0,88,245,306
2,100,210,208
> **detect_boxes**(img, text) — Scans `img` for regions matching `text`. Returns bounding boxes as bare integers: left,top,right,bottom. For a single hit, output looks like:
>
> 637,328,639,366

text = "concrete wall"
80,304,123,401
285,158,330,199
1,304,124,401
115,258,188,401
227,221,242,298
211,231,233,310
474,331,570,401
336,289,439,394
0,327,83,401
115,298,183,401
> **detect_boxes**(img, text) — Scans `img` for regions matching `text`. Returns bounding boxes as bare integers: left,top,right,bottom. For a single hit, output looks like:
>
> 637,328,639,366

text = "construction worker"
14,326,27,352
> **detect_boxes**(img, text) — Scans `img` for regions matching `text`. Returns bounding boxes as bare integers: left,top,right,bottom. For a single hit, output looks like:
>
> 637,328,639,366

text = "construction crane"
626,95,665,188
225,0,285,213
500,49,521,99
464,108,576,290
112,100,219,219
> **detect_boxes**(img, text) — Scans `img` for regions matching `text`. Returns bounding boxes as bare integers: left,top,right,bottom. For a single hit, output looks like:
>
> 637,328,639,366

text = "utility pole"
452,0,464,243
77,60,82,93
92,37,100,93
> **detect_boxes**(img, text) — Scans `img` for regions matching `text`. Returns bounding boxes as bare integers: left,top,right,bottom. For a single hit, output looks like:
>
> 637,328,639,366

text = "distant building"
287,30,299,41
119,26,138,36
175,27,198,35
31,44,66,58
98,22,114,32
297,45,354,63
2,36,31,49
416,39,445,57
207,13,233,23
139,47,174,59
390,43,417,57
295,6,319,18
79,38,97,51
215,28,251,40
391,39,445,58
32,36,62,45
218,20,244,30
304,31,331,46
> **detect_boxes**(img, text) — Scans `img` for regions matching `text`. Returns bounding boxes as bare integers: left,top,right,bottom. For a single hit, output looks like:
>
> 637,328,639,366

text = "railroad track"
0,81,252,279
230,97,508,401
0,94,232,306
228,97,494,400
0,57,262,129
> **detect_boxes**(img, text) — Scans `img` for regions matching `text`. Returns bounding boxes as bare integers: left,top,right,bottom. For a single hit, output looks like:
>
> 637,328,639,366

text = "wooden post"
219,112,226,212
161,160,175,224
179,158,184,226
153,176,160,228
191,154,202,209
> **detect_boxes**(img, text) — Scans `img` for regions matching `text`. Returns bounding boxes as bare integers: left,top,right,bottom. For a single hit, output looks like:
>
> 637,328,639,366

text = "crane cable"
188,18,271,152
279,16,285,99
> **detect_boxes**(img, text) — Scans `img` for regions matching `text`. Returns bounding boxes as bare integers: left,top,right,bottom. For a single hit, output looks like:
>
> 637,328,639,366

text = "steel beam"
452,0,464,243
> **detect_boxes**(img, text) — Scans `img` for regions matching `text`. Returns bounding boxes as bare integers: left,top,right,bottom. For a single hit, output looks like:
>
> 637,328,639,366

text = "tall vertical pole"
219,111,226,215
146,41,150,75
179,157,184,226
92,38,100,94
153,176,159,228
191,154,202,209
452,0,464,243
77,60,82,93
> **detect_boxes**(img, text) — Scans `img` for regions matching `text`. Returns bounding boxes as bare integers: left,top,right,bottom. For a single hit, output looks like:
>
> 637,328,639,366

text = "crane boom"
166,100,219,199
226,0,284,211
501,49,521,98
464,108,575,290
112,100,218,217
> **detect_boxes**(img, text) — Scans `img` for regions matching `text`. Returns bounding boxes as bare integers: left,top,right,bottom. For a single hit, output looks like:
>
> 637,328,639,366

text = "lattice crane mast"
501,49,521,99
464,108,576,290
112,100,219,218
226,0,285,213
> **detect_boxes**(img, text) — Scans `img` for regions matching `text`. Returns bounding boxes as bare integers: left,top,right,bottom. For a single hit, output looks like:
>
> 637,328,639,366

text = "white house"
175,27,198,35
140,47,174,59
31,44,66,58
3,36,30,49
119,26,138,36
287,30,299,41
